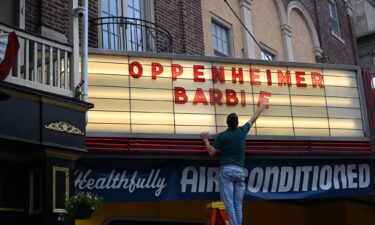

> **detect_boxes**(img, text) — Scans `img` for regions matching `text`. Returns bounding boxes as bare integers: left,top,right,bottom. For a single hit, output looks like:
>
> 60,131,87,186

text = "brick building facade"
21,0,357,64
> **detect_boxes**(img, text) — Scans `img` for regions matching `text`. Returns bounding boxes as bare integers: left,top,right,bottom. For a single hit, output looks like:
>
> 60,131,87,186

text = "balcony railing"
0,23,75,97
92,17,173,53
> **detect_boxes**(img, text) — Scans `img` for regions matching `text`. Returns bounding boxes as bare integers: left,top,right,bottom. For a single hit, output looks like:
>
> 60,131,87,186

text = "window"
328,0,341,37
99,0,153,51
261,50,275,61
0,0,25,29
260,43,276,61
211,20,231,56
101,0,120,50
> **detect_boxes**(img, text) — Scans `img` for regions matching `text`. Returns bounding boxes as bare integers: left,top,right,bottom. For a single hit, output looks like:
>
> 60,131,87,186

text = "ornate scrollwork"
44,121,84,136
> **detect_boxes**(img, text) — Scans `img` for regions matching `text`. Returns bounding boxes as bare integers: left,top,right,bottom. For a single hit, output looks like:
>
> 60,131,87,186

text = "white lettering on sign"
75,169,167,197
180,166,219,193
179,163,371,193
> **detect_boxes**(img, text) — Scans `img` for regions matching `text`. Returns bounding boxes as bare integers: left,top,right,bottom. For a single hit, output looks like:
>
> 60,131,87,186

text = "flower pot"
74,204,93,219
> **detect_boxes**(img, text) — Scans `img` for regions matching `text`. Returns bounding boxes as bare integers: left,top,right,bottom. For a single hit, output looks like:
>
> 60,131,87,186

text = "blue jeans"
219,165,246,225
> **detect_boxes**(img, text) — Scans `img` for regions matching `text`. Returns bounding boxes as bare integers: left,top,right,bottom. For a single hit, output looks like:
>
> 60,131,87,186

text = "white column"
81,0,88,102
240,0,255,58
69,0,80,93
281,24,294,61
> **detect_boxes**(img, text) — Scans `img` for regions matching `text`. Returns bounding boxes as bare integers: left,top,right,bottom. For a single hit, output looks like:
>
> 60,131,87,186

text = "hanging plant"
64,192,102,219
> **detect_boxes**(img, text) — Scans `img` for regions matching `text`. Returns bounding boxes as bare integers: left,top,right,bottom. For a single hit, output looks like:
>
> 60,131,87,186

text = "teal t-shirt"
212,122,251,167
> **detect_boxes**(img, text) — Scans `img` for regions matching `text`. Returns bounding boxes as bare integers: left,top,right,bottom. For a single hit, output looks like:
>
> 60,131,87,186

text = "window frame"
52,166,69,213
99,0,122,50
211,15,233,57
328,0,342,39
98,0,155,51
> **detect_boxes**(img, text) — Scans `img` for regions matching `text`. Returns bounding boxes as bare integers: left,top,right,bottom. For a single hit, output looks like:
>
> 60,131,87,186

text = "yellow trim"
43,97,89,112
0,87,40,102
207,201,225,209
52,166,69,213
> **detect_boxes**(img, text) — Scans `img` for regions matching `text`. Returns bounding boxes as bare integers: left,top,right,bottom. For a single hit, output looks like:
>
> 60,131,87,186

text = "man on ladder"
201,103,267,225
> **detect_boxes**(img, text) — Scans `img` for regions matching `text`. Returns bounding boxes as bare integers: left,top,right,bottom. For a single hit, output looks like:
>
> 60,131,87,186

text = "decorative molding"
281,24,292,37
239,0,255,58
345,0,353,16
239,0,252,10
44,121,84,136
286,1,322,58
313,47,323,58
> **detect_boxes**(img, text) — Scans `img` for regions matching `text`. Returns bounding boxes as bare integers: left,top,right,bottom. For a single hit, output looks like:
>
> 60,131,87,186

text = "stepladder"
205,201,231,225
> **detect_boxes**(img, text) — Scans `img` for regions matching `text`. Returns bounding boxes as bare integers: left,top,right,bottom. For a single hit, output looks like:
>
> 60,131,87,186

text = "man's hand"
200,131,218,156
200,131,209,140
248,102,268,125
258,102,267,110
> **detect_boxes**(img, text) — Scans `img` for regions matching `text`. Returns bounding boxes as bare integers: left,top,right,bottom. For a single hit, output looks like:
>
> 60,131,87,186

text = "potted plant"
64,192,102,219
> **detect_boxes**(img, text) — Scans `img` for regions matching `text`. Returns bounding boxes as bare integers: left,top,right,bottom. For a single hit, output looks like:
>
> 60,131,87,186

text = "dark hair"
226,113,238,129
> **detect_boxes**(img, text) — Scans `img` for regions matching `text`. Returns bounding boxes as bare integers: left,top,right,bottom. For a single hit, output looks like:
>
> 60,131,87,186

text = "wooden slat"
57,49,61,87
33,42,37,82
41,44,45,84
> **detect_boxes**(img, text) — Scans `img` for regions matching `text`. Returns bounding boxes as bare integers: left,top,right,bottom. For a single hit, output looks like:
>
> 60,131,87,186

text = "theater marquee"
86,53,368,139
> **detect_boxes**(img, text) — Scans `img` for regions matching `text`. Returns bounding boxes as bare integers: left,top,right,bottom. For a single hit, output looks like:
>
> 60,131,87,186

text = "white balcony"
0,24,77,98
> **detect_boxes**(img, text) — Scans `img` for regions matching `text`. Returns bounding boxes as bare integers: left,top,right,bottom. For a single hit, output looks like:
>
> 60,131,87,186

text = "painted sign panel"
87,54,366,139
75,158,373,202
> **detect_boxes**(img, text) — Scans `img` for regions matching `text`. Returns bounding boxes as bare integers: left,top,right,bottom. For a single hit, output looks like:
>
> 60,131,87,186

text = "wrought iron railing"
0,23,75,97
92,17,173,53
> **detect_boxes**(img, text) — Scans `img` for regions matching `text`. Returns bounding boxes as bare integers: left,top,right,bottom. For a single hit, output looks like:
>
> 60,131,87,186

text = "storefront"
77,50,375,225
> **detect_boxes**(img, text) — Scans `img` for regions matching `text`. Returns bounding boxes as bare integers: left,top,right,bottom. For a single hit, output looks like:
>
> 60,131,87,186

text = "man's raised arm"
248,103,267,126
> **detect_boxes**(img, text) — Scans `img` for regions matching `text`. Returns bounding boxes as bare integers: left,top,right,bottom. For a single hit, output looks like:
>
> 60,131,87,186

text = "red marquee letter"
151,62,164,79
258,91,272,109
295,71,307,87
129,61,143,78
266,69,272,86
212,66,225,83
193,88,208,105
226,89,238,106
194,65,205,82
241,90,246,106
232,67,244,84
174,87,188,104
250,68,261,85
209,88,223,105
172,64,183,80
277,70,291,86
311,72,324,88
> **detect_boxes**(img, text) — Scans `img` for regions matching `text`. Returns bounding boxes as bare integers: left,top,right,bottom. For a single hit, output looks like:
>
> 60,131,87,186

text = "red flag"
0,31,20,81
